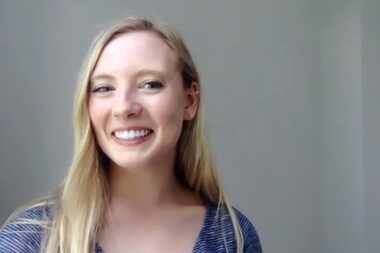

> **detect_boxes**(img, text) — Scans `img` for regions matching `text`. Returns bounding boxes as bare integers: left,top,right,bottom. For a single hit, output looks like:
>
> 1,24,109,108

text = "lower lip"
112,131,153,146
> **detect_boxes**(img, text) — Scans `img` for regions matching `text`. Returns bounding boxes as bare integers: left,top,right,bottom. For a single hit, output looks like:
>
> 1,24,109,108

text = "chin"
111,158,151,171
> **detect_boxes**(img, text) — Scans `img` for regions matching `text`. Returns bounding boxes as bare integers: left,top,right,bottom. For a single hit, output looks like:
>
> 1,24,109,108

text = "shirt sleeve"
234,208,263,253
0,207,46,253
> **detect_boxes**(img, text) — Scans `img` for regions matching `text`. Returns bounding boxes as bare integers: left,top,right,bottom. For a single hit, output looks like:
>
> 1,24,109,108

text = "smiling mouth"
112,129,154,141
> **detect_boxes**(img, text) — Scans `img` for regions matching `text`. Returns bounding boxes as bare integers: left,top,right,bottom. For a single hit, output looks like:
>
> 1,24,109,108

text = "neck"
107,159,189,212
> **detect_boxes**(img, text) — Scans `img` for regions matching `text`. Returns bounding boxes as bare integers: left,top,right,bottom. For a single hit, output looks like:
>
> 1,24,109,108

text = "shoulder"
0,203,52,253
202,204,262,253
233,207,262,253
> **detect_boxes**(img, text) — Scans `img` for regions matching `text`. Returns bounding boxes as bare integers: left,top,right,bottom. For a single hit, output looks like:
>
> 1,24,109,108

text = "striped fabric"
0,204,262,253
0,207,46,252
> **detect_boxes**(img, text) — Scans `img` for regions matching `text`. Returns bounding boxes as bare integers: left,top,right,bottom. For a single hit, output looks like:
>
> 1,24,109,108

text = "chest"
98,235,197,253
97,213,204,253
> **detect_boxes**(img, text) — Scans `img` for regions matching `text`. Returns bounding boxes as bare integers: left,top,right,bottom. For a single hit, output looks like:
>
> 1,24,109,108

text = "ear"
183,82,200,121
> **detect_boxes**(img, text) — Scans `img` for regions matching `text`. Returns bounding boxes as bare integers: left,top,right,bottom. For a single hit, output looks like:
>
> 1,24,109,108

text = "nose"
112,92,143,120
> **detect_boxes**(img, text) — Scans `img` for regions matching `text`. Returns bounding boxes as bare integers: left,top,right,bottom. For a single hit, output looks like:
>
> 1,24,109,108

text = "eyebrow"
90,74,114,83
90,69,166,85
134,69,166,79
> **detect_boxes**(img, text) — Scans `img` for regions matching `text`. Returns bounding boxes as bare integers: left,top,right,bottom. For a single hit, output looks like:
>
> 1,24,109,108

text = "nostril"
112,102,143,119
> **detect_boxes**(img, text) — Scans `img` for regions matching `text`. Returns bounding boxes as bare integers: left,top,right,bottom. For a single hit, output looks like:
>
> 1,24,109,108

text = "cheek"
153,96,185,143
152,92,185,124
162,110,184,130
88,99,109,133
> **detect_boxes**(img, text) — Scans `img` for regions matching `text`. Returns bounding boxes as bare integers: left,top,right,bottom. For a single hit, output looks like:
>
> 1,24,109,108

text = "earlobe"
184,82,200,121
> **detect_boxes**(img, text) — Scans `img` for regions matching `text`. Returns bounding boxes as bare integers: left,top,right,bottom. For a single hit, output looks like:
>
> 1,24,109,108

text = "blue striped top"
0,204,262,252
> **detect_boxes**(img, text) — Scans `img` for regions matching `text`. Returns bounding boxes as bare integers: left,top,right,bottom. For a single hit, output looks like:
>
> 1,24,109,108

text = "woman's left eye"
142,81,163,90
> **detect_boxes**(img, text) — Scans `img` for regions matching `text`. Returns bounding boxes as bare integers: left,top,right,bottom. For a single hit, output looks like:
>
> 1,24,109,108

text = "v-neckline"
95,204,212,253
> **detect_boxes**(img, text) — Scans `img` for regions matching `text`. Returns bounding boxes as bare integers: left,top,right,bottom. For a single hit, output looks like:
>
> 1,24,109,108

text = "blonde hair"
6,17,244,253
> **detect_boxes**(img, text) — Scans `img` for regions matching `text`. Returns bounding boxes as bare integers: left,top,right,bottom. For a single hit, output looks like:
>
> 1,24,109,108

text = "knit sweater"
0,204,262,252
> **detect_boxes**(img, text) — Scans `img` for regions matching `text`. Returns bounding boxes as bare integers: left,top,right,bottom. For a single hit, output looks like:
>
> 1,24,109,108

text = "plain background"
0,0,375,253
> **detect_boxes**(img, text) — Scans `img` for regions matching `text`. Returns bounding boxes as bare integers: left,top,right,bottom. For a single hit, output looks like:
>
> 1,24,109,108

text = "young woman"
0,17,262,253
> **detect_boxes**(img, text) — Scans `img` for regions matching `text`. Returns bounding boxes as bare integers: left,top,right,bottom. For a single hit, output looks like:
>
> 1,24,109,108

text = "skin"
88,31,205,252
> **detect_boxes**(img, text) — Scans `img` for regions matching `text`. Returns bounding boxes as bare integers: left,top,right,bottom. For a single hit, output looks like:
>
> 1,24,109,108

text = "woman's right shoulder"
0,200,55,253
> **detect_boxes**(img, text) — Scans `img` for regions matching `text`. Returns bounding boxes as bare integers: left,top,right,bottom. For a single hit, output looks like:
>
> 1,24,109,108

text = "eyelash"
91,81,163,93
92,86,113,93
141,81,163,90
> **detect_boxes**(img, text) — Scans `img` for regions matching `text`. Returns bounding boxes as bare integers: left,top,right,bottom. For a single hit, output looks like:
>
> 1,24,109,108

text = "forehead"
92,31,178,77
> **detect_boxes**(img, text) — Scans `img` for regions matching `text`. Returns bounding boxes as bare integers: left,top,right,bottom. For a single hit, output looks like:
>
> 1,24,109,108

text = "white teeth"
114,129,151,140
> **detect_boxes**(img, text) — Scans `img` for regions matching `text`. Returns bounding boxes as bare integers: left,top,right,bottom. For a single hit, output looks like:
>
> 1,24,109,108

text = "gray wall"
317,1,363,252
363,0,380,252
0,1,371,253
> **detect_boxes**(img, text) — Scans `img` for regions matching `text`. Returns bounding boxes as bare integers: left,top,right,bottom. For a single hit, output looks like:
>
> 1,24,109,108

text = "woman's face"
88,31,197,171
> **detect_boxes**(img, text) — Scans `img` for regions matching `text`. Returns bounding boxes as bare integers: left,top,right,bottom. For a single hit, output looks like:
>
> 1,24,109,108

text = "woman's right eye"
92,86,113,93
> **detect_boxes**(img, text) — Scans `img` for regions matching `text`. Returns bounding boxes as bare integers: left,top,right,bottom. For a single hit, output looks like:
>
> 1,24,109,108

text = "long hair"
7,17,244,253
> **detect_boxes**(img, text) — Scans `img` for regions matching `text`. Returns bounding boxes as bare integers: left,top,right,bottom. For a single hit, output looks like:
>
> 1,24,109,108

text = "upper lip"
111,126,153,134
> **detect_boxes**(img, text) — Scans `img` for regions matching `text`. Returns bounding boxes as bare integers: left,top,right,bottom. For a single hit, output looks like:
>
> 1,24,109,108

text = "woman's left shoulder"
232,207,263,253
